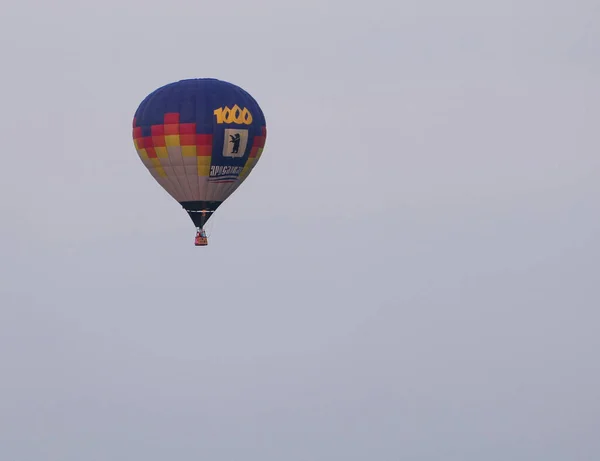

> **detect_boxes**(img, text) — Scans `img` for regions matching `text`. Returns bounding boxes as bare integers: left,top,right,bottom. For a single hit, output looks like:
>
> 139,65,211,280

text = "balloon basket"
195,229,208,246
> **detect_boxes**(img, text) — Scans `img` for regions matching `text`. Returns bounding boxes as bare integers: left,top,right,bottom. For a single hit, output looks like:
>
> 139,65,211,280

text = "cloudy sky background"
1,0,599,460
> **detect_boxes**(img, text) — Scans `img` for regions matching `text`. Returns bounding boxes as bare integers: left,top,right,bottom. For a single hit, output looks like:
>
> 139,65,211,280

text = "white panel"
182,156,199,201
167,146,194,202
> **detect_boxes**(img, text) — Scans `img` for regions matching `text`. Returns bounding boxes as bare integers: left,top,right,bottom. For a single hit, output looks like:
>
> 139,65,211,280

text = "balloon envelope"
132,78,267,228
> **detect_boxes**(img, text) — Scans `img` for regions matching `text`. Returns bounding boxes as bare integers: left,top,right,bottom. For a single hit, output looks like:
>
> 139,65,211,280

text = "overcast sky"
1,0,599,460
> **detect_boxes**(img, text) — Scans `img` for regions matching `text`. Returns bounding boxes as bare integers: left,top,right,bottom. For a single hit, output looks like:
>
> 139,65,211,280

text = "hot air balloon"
132,78,267,246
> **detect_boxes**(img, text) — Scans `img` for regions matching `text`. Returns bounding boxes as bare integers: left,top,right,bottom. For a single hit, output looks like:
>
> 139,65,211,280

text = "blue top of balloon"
133,78,266,132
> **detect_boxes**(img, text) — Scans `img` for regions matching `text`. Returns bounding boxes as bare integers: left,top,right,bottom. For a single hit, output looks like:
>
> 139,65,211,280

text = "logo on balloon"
223,129,248,158
213,105,253,125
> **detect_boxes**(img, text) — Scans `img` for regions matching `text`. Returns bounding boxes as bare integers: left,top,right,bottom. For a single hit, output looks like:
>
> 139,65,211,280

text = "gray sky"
1,0,599,459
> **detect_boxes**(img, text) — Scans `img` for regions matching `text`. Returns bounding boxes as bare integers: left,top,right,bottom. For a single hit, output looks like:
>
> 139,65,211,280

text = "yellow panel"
155,147,169,158
198,164,211,177
182,146,196,157
150,158,166,177
137,148,148,160
197,156,211,177
165,135,180,147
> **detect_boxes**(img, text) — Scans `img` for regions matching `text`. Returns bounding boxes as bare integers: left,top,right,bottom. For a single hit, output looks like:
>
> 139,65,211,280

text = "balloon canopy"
132,78,267,232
